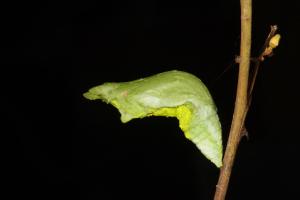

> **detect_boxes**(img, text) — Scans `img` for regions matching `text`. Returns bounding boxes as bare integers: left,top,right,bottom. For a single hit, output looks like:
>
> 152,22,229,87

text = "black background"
4,0,300,199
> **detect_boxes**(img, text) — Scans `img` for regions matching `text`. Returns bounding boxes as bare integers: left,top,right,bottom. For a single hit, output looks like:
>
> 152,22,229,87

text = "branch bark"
213,0,252,199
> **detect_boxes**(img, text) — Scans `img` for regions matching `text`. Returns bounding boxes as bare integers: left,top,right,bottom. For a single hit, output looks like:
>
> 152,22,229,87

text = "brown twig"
248,25,278,104
241,26,279,138
213,0,280,198
213,0,252,199
236,25,279,138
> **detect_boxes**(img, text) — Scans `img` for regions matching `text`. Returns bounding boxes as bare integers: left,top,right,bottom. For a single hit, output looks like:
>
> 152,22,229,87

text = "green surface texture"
84,70,223,167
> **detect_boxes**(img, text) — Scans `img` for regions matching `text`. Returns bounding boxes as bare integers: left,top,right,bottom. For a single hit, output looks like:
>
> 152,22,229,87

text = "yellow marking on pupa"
150,105,192,139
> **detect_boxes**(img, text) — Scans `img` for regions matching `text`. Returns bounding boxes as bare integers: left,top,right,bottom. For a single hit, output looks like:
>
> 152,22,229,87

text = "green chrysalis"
84,70,223,167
